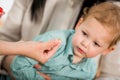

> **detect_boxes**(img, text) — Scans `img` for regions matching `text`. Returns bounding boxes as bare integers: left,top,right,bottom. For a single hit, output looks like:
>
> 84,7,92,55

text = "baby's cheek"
72,39,77,46
72,36,78,44
88,51,98,58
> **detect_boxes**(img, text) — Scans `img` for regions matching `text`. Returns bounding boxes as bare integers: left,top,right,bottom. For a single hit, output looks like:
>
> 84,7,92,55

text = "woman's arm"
0,40,60,62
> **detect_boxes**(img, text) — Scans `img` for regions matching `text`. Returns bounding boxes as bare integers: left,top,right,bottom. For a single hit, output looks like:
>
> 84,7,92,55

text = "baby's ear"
75,18,84,30
102,46,115,55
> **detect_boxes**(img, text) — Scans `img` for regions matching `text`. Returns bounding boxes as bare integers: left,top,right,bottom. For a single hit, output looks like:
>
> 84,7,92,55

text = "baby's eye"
94,42,100,47
82,31,87,36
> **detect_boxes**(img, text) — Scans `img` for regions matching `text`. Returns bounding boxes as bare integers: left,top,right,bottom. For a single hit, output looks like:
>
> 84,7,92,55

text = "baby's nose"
81,40,90,48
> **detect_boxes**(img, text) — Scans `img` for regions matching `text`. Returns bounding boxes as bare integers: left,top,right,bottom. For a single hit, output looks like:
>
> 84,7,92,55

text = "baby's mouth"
77,47,87,57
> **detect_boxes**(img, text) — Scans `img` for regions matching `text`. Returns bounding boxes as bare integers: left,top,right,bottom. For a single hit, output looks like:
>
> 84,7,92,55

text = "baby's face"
72,17,113,58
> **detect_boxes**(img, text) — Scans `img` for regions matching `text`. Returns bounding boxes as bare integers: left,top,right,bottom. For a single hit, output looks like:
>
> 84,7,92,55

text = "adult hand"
20,39,61,63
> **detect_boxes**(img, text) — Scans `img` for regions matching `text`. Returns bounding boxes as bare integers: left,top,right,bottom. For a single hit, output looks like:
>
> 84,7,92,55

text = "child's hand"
37,71,51,80
34,64,51,80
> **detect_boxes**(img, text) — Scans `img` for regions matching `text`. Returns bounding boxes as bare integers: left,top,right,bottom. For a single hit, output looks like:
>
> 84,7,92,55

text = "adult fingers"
46,40,61,59
43,39,61,50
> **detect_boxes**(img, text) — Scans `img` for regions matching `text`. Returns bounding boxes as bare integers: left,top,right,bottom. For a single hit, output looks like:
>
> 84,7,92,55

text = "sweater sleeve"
11,56,45,80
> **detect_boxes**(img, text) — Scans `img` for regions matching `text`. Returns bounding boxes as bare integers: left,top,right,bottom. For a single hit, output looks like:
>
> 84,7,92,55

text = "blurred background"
0,0,14,26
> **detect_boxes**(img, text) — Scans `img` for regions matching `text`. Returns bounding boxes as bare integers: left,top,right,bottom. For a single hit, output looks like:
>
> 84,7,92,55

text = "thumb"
45,39,61,58
46,42,61,59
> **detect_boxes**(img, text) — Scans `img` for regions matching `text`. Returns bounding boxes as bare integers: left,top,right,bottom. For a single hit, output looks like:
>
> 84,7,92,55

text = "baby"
10,2,120,80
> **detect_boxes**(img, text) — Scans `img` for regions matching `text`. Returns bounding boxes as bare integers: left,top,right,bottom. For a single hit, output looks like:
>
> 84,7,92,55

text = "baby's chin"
74,51,86,59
